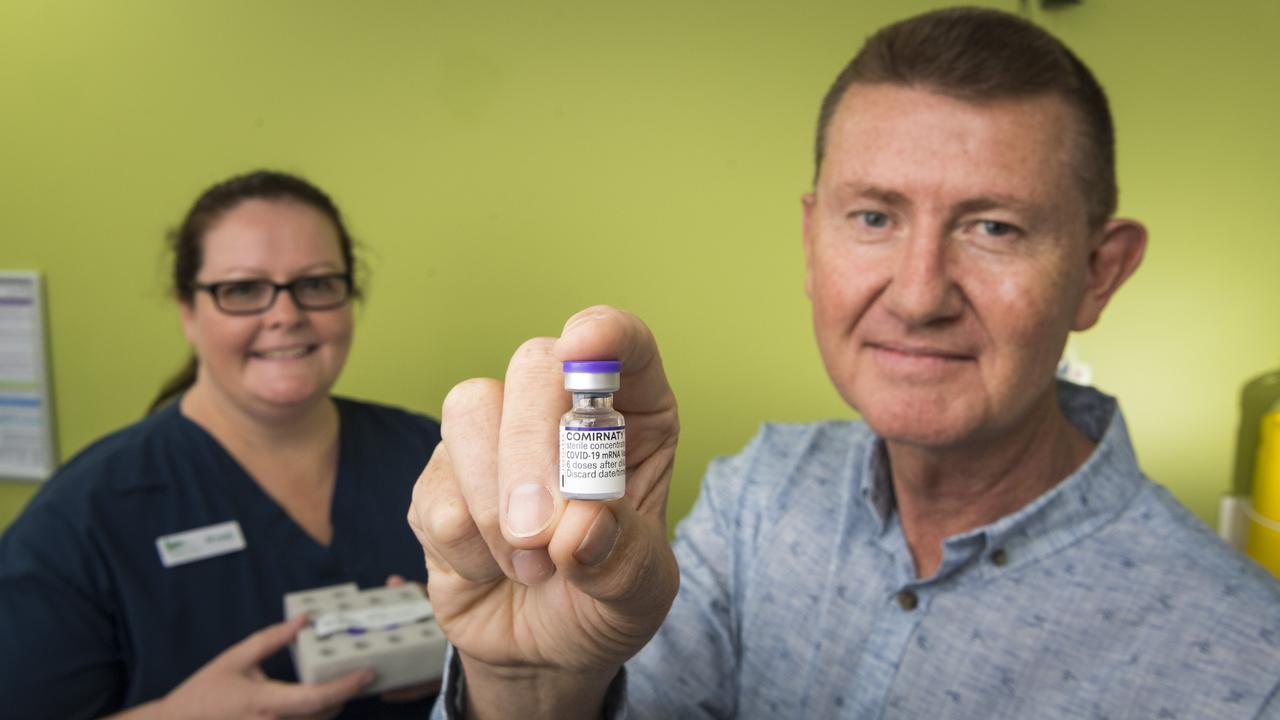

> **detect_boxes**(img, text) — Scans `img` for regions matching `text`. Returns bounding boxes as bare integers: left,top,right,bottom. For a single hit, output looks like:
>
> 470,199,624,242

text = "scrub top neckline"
170,396,354,553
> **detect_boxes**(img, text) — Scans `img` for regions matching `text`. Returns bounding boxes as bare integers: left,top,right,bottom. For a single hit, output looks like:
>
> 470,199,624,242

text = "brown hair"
148,170,361,413
813,6,1116,228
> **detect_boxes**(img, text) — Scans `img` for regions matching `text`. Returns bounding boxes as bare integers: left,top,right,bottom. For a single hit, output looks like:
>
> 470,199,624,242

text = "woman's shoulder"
60,404,190,476
14,405,194,527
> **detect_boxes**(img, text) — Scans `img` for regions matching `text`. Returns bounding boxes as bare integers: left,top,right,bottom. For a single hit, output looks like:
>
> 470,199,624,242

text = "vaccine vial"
559,360,626,500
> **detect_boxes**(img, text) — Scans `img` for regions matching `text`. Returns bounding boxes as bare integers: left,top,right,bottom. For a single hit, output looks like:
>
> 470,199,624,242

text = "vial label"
559,425,626,497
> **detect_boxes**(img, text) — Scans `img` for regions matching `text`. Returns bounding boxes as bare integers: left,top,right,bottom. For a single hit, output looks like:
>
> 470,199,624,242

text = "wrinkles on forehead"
818,86,1088,233
824,85,1095,228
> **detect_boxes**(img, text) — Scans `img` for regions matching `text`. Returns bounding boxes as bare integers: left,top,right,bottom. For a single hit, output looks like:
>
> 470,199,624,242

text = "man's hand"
408,306,680,719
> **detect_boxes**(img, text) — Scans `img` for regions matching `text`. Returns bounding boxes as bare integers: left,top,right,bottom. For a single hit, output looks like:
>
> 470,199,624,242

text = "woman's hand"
110,614,373,720
379,574,442,703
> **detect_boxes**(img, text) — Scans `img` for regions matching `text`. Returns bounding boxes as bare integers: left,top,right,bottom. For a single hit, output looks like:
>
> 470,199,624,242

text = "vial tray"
284,582,447,695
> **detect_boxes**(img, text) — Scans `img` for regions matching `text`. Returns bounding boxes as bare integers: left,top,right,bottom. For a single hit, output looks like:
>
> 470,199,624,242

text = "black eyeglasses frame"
192,273,353,316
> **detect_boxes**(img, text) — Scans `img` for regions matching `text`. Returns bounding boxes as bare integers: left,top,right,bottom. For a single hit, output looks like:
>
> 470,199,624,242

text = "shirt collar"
855,381,1146,575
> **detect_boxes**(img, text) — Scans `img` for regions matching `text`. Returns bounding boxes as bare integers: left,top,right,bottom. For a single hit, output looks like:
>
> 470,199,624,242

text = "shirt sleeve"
622,432,767,719
429,644,459,720
0,497,125,719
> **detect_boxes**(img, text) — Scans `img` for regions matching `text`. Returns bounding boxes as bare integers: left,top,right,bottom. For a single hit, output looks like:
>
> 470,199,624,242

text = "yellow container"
1246,408,1280,577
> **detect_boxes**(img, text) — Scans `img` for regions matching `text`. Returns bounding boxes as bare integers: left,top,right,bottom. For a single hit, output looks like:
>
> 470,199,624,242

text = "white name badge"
156,520,247,568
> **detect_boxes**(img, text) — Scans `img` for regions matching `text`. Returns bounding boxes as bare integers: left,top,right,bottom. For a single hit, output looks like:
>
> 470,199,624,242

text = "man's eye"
855,211,890,228
978,220,1016,237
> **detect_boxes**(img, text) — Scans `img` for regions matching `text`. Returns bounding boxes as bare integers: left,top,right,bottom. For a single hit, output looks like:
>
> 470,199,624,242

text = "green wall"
2,1,1277,533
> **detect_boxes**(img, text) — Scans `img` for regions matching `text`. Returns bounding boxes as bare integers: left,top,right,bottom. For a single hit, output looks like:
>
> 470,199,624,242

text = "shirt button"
897,590,919,611
991,549,1008,567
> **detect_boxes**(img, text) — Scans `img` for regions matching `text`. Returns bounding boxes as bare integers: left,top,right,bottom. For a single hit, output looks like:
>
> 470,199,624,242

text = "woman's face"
180,198,354,418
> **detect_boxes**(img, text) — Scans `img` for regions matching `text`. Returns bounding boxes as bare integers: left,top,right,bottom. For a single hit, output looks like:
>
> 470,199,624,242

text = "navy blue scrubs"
0,397,440,719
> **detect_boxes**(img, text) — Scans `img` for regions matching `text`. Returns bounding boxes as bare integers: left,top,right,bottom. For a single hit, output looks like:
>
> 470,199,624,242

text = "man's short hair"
814,6,1116,228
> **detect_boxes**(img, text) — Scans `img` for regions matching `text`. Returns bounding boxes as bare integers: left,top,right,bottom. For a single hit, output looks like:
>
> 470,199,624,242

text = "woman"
0,170,440,719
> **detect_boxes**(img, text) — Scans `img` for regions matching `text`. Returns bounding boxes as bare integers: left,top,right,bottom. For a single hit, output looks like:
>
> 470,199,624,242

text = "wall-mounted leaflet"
0,271,56,481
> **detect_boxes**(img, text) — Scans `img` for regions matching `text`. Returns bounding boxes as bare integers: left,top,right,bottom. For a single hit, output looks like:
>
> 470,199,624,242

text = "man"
411,7,1280,718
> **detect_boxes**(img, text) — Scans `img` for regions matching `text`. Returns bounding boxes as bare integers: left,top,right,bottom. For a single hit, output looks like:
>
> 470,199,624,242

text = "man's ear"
802,192,817,300
1072,218,1148,331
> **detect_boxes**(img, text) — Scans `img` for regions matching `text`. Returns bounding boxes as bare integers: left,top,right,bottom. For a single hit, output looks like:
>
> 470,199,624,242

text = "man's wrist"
458,652,619,720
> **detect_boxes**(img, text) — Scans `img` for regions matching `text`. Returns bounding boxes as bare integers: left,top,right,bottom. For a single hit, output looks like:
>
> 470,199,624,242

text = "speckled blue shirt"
437,383,1280,719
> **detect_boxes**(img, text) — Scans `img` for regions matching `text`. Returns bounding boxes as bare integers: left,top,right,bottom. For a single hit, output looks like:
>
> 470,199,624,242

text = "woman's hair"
148,170,360,413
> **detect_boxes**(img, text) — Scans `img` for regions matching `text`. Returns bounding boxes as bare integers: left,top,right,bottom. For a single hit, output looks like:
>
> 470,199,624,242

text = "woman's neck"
179,380,339,458
179,379,341,546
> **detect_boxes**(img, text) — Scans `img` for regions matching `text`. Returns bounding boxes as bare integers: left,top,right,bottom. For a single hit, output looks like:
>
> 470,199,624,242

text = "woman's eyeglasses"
193,273,353,315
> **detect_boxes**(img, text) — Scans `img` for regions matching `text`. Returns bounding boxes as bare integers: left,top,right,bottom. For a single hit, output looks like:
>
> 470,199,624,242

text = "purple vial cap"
563,360,622,373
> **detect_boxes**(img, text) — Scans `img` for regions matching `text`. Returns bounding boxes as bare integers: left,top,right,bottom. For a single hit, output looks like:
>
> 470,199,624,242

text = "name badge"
156,520,247,568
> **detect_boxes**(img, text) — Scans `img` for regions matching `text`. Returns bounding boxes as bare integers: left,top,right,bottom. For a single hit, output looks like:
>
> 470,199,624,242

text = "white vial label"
559,425,626,498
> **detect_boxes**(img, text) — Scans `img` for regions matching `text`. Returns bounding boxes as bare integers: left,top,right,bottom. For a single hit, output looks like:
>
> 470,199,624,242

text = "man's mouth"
867,342,976,371
871,341,972,359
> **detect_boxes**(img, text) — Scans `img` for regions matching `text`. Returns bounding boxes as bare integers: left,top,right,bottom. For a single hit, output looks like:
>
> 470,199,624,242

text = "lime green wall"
1,1,1277,533
1040,1,1280,522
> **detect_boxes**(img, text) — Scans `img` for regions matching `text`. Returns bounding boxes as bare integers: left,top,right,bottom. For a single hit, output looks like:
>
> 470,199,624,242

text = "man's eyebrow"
831,184,1043,220
833,183,910,208
953,195,1038,216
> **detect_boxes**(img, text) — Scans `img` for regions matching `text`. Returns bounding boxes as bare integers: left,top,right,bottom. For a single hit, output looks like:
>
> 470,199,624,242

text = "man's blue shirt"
436,383,1280,718
625,382,1280,718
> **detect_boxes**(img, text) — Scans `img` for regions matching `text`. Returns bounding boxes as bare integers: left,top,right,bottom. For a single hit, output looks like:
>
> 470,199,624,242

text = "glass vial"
559,360,625,500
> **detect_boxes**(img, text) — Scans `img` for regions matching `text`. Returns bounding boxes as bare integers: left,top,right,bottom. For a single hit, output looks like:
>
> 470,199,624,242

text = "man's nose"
882,229,963,327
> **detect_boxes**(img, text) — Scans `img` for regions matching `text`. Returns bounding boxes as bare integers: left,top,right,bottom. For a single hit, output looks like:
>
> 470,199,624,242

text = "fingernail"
574,507,620,567
507,484,555,537
512,548,556,585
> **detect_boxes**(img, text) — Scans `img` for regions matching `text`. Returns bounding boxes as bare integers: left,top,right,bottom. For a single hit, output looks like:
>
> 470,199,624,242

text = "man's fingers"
555,306,679,515
410,442,505,584
497,338,567,551
222,614,310,668
432,308,676,592
494,309,677,556
256,669,373,716
439,378,524,576
555,306,677,419
549,499,679,634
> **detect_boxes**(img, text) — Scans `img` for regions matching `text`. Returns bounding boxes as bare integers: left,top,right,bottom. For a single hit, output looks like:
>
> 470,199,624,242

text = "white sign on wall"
0,271,57,481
